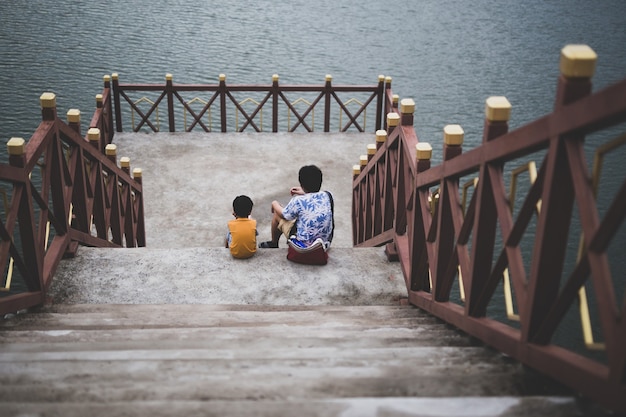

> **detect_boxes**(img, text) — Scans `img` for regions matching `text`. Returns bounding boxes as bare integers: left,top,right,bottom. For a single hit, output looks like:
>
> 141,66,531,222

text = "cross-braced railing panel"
112,73,386,133
0,89,145,316
352,45,626,413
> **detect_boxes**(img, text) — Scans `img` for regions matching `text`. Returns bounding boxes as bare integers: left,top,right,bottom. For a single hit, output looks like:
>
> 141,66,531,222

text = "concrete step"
0,304,586,417
50,246,406,305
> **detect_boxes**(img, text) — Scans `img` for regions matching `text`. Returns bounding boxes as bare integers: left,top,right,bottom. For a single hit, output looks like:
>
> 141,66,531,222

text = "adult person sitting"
259,165,333,249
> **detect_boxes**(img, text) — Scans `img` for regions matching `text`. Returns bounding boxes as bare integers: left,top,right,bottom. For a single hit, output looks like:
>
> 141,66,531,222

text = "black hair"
233,195,253,218
298,165,323,192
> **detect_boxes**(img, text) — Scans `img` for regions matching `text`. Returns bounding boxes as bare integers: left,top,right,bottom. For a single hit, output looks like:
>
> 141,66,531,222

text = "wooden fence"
0,86,145,316
112,73,387,133
352,45,626,413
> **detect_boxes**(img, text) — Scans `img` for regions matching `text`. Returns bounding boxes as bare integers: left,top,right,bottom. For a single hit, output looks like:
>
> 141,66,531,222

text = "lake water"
1,0,625,157
1,0,625,352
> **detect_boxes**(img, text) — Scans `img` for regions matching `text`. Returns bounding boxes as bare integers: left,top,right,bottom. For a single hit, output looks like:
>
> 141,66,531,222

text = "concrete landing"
111,132,374,249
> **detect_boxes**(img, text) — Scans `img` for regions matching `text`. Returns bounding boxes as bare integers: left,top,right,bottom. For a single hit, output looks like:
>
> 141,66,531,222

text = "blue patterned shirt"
282,191,333,246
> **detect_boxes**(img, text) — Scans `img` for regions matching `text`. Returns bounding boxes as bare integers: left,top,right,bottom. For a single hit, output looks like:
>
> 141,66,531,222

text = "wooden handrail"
112,73,387,133
0,89,144,316
352,44,626,413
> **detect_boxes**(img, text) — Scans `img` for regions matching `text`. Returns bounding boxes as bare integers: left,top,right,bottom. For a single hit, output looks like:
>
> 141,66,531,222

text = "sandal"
259,241,279,249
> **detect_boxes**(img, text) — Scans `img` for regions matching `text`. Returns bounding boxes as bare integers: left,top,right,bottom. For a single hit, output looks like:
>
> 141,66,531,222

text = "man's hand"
290,186,305,196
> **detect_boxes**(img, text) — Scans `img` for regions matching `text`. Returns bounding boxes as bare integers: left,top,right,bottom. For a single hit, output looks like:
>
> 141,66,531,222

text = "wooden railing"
352,45,626,413
0,87,145,316
112,73,387,133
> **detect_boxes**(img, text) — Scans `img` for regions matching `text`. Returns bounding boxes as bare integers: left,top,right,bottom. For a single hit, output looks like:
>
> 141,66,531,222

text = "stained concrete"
50,132,408,306
111,131,374,249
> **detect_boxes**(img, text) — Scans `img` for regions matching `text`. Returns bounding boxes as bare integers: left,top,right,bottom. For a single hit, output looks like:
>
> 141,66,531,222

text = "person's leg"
270,212,282,244
260,216,295,248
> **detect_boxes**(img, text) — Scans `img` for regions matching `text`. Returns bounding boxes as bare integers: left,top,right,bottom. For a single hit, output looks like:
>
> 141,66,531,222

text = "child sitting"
225,195,257,259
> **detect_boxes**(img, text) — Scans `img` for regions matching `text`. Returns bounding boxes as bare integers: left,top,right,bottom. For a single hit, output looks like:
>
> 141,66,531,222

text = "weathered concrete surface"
112,132,373,249
49,132,408,306
0,304,591,417
50,247,406,305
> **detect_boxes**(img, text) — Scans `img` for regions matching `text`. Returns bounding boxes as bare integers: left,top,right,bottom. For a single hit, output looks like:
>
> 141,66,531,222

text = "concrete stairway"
0,133,607,416
0,304,586,417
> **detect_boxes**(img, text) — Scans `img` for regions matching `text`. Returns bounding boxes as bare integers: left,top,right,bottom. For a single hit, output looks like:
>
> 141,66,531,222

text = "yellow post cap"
67,109,81,123
359,155,368,167
376,129,387,143
387,112,400,127
272,74,279,82
392,94,399,105
40,92,56,108
325,74,332,82
166,73,173,81
353,165,361,176
105,144,117,156
416,142,433,160
485,96,511,122
112,73,119,80
7,137,25,155
367,143,376,155
133,168,142,178
87,127,100,142
444,124,464,146
103,74,111,82
378,74,385,82
400,98,415,114
120,156,131,168
385,76,392,84
96,94,103,103
219,74,226,82
560,44,597,78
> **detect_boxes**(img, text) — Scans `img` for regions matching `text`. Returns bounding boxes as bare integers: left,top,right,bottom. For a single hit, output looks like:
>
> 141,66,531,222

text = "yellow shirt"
227,218,257,259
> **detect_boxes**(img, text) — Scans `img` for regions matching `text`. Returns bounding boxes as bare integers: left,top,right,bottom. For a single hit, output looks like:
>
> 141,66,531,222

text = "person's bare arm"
271,200,285,219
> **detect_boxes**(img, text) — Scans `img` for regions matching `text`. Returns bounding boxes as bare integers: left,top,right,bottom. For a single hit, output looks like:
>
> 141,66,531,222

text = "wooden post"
367,143,376,162
375,75,385,131
392,94,399,111
324,74,332,132
105,144,117,165
409,142,433,290
120,157,131,175
383,76,393,129
133,168,146,247
40,92,57,121
467,95,511,316
133,168,142,184
443,124,464,159
352,164,360,180
359,154,368,170
112,73,122,132
400,98,415,127
416,142,432,173
87,128,100,150
376,129,387,150
67,109,81,135
7,137,26,168
219,74,227,132
272,74,279,133
96,93,103,110
103,75,113,144
7,137,42,291
386,112,400,136
165,73,175,132
525,44,597,344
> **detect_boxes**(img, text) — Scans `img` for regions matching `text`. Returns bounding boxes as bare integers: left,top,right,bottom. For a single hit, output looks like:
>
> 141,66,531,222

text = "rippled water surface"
1,0,625,155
